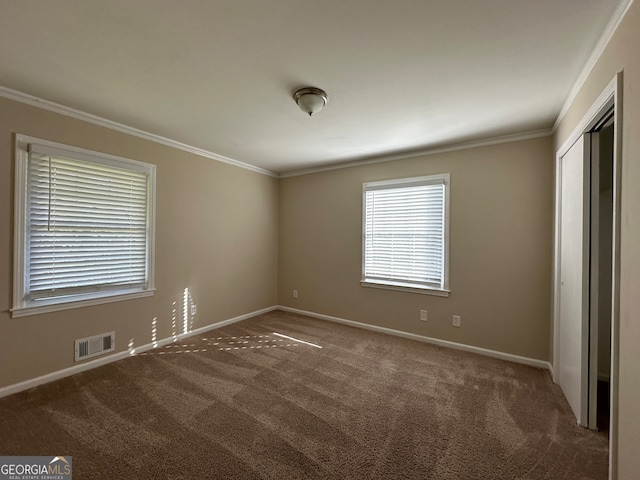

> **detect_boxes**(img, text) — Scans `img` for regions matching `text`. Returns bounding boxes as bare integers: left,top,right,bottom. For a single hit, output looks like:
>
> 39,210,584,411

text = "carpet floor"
0,310,608,479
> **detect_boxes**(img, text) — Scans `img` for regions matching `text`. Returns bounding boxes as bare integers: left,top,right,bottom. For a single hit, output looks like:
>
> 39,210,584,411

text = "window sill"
361,280,450,297
11,288,155,318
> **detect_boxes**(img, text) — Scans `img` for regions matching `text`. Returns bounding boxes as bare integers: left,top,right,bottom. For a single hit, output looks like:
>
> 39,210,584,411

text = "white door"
558,135,590,426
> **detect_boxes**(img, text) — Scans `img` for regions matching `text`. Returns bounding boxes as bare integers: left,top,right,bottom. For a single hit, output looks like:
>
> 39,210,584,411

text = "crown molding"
0,86,277,177
553,0,634,132
2,1,631,178
2,85,553,180
278,129,552,178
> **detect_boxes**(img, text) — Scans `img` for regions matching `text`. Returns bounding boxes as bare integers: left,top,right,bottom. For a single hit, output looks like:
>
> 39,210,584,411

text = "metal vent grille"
75,332,115,362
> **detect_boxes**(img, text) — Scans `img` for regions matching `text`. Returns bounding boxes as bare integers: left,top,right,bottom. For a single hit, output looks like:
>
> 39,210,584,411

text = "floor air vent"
75,332,115,362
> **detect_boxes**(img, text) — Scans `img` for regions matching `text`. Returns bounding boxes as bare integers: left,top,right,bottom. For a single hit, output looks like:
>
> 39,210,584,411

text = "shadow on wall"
127,287,197,356
122,291,325,357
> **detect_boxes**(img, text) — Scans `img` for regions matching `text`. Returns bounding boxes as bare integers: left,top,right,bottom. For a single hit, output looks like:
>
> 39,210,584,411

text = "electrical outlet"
452,315,461,327
191,304,197,316
293,289,298,298
420,310,428,321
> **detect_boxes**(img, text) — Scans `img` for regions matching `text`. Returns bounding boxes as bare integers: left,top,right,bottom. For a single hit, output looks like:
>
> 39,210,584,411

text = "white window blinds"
26,144,151,300
363,175,449,291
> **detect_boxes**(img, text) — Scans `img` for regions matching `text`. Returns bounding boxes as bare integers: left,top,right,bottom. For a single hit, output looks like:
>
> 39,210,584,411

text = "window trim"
361,173,450,297
12,134,156,318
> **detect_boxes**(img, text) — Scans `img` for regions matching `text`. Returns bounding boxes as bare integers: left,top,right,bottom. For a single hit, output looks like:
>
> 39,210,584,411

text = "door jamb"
552,71,622,479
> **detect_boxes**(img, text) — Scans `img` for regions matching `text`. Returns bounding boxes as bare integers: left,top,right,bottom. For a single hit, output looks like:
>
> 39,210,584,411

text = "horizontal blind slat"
27,151,150,296
364,179,445,288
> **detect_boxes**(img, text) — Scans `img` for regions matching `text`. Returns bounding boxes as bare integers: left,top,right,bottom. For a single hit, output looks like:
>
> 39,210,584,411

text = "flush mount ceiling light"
293,87,328,116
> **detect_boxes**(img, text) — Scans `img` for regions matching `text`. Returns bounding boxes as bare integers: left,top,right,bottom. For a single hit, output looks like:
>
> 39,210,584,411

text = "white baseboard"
0,305,278,399
278,306,553,373
0,304,553,398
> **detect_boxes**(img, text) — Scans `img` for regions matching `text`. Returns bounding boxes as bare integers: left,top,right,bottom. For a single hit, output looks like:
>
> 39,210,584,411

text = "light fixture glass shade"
294,87,328,116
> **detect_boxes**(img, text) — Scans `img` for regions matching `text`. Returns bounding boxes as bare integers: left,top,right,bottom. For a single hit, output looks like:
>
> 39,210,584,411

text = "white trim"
557,76,618,158
0,306,278,399
553,75,617,382
361,173,451,294
1,0,631,183
1,85,552,179
552,72,622,480
553,0,633,131
27,137,154,172
551,153,562,385
609,72,623,480
279,129,551,178
363,173,448,190
278,306,552,372
360,281,450,297
11,290,156,318
13,135,29,314
147,153,157,300
0,86,276,178
0,303,555,398
12,134,158,317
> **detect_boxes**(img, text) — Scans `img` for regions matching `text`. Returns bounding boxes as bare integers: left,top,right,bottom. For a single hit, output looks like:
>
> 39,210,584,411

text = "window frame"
361,173,450,297
12,134,156,318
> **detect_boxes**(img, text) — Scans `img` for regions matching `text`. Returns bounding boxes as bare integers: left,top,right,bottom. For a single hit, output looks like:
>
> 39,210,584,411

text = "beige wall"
0,97,279,388
4,3,638,469
553,2,640,478
278,136,554,361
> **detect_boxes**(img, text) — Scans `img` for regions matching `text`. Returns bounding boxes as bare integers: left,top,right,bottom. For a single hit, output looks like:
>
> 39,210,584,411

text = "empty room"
1,1,639,479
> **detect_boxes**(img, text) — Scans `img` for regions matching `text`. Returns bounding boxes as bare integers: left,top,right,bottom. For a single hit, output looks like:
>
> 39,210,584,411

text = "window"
362,174,450,296
13,135,156,317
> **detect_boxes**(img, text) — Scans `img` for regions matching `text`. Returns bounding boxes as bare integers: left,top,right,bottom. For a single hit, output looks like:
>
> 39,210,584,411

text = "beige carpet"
0,310,608,479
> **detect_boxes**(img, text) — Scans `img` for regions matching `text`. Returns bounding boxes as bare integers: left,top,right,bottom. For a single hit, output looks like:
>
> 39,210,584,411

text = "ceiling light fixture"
293,87,328,116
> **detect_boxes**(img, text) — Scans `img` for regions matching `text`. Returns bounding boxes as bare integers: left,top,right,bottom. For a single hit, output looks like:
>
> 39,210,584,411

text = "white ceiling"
0,0,623,174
